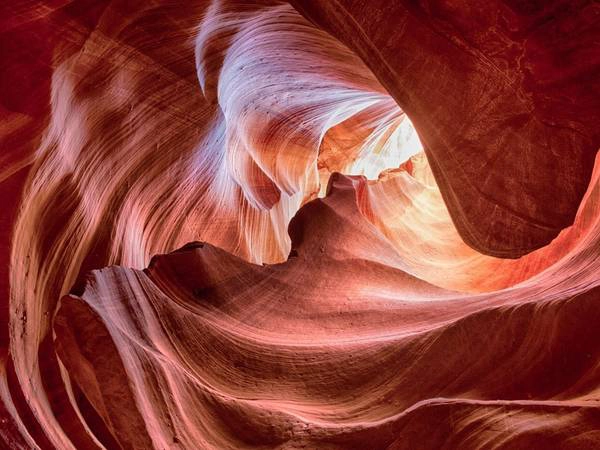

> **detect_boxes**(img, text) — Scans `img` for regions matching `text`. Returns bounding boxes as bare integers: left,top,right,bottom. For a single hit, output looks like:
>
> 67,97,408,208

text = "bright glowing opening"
317,114,423,197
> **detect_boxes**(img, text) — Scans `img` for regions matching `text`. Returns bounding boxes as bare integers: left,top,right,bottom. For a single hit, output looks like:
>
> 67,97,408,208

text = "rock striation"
0,0,599,448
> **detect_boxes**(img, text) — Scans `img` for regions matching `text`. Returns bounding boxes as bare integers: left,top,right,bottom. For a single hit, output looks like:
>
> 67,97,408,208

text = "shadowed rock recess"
1,1,599,449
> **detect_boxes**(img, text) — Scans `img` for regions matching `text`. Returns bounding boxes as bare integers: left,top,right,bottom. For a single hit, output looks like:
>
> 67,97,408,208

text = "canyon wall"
1,1,599,448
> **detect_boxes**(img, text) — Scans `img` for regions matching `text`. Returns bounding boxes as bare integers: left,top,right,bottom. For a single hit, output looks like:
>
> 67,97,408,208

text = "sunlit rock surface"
1,0,599,448
292,0,600,257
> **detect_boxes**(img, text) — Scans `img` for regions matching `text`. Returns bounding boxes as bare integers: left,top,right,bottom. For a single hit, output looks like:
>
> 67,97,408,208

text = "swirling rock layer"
292,0,600,257
1,0,599,449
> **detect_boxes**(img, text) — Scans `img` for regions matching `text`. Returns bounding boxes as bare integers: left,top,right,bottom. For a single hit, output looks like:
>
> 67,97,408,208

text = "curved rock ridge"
6,4,412,445
0,0,599,448
53,173,600,449
292,0,600,257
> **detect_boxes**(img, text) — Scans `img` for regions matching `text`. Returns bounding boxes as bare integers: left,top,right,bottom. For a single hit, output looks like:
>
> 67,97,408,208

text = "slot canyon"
1,0,600,448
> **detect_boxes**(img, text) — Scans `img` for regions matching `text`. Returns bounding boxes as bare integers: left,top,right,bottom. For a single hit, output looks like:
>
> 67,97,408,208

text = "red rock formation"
292,0,600,258
1,0,599,448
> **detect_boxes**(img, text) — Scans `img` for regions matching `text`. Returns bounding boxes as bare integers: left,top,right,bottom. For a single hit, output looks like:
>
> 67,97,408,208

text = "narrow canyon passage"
1,1,599,449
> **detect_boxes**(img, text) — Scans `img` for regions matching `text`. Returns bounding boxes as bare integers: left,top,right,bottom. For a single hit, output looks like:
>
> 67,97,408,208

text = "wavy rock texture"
1,0,599,449
292,0,600,257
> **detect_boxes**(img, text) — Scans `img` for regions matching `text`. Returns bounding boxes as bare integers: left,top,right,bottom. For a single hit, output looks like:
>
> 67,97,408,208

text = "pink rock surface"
1,0,599,448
